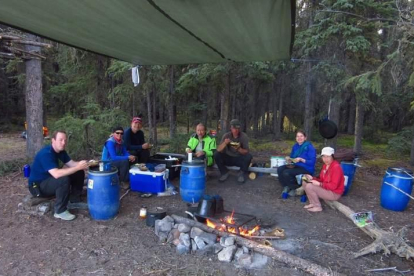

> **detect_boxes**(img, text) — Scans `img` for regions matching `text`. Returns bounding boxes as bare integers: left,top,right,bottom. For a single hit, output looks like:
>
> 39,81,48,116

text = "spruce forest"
1,0,414,163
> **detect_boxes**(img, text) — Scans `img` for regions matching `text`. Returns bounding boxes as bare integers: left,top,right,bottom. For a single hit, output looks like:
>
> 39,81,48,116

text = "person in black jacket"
124,117,151,163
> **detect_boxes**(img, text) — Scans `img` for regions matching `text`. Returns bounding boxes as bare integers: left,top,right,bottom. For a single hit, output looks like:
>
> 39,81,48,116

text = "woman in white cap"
302,147,345,212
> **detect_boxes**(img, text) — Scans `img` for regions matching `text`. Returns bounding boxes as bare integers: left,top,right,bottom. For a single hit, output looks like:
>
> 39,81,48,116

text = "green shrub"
386,128,412,157
161,133,190,154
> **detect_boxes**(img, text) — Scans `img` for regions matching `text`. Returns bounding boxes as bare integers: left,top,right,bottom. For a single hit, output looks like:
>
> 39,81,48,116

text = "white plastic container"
270,156,286,177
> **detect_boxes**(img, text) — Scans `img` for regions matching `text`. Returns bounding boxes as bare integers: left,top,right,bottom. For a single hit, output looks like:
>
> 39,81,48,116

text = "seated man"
214,119,252,183
102,126,136,183
185,123,216,166
124,117,151,163
28,130,89,221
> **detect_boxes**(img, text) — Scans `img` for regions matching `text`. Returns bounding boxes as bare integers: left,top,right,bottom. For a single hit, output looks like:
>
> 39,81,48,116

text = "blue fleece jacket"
102,136,129,161
290,142,316,175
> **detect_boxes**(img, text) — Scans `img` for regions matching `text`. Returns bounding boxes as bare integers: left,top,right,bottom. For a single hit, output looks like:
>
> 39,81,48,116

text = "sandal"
307,206,323,212
304,204,314,209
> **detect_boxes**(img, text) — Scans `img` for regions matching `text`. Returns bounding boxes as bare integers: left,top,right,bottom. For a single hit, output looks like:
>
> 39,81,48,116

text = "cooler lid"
129,166,166,176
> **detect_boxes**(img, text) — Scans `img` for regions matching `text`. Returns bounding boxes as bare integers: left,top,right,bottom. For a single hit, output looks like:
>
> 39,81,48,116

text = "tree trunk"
168,65,177,138
25,34,43,158
152,83,157,146
326,96,340,149
146,86,154,142
410,126,414,166
220,73,230,132
347,95,356,134
353,99,365,155
273,78,284,141
304,62,313,141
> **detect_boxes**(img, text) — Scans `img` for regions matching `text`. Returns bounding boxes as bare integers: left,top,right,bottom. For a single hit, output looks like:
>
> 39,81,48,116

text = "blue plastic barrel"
340,162,357,195
87,166,120,220
180,160,205,203
380,168,413,212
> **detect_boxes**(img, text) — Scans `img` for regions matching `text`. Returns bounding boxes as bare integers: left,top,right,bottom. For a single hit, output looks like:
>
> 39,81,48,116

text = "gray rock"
158,216,174,233
179,233,191,247
167,229,180,243
214,243,224,254
199,232,217,245
242,246,249,254
172,239,180,246
219,236,226,246
217,245,237,262
250,253,268,268
234,248,244,260
176,243,190,255
154,220,161,237
195,244,215,256
224,236,235,247
237,254,252,268
191,239,198,252
177,223,191,233
194,236,206,250
158,232,168,243
190,227,204,238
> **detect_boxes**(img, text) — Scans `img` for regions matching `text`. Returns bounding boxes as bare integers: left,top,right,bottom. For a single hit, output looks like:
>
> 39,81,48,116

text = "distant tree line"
0,0,413,163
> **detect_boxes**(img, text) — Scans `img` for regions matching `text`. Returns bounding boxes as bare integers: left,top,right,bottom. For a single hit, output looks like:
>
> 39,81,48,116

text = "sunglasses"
115,132,124,135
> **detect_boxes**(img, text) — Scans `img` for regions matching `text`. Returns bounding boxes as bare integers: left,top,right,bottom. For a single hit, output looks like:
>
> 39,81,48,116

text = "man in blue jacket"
102,126,135,183
124,117,151,163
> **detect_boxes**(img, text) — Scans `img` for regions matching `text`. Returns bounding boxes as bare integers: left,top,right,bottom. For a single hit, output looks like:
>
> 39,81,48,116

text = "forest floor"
0,132,414,276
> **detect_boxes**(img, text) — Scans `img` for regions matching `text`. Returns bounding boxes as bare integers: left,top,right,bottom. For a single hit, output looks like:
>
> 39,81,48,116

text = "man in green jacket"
186,123,216,166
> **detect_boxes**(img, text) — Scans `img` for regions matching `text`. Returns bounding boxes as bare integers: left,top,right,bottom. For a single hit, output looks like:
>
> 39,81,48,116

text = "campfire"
205,210,260,237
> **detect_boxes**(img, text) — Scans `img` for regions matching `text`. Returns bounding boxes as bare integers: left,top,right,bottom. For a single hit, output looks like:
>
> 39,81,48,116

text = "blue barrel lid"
182,160,204,167
387,167,413,175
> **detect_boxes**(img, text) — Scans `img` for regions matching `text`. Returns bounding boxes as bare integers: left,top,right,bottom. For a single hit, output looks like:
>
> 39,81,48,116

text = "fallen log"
171,214,343,276
324,200,414,259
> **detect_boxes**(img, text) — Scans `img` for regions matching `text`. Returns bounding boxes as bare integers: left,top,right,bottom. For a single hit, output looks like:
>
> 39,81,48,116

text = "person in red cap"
124,116,151,163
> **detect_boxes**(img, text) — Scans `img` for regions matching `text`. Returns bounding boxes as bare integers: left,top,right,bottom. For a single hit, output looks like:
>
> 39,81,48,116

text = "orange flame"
205,212,260,237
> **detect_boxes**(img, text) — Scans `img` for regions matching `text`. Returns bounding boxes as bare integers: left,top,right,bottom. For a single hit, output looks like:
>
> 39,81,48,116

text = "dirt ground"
1,133,414,276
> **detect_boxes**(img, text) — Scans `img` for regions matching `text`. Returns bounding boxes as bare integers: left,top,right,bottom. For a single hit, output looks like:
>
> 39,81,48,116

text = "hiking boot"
219,172,229,182
281,186,290,196
288,189,297,197
237,172,245,184
54,210,76,221
296,186,305,196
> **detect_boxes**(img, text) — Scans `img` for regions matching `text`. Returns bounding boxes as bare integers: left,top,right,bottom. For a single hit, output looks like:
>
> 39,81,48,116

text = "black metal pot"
146,207,166,227
319,119,338,139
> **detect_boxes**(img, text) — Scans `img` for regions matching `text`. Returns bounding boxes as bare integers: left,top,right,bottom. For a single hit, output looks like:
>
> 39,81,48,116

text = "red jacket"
314,160,345,195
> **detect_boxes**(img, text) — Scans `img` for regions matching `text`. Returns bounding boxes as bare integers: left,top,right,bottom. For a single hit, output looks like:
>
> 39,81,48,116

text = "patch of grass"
0,158,30,176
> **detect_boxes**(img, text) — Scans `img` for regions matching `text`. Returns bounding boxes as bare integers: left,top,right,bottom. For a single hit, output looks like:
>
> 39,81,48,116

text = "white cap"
321,147,335,156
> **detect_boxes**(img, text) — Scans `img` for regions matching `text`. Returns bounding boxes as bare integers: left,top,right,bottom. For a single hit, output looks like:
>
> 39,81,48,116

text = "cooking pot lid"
147,207,166,215
319,120,338,139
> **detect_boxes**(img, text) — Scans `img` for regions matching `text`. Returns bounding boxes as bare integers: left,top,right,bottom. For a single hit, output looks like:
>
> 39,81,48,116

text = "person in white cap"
302,147,345,212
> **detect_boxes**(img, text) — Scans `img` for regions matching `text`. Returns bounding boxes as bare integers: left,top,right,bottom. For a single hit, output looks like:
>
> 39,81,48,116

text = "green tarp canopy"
0,0,295,65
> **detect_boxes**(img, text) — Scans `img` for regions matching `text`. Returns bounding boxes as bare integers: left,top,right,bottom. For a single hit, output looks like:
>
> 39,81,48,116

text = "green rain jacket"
186,134,216,166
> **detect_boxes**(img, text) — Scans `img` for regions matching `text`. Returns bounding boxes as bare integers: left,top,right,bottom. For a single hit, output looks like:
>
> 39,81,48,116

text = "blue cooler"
129,166,168,193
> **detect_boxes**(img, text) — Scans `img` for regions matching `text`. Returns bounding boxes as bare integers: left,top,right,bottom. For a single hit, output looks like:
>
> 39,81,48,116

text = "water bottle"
23,164,31,178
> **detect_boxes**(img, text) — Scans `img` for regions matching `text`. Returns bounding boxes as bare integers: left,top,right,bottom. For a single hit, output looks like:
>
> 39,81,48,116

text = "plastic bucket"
271,156,285,177
180,160,205,203
87,166,120,220
340,162,357,195
380,168,413,212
